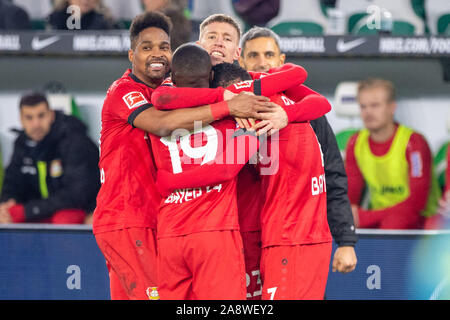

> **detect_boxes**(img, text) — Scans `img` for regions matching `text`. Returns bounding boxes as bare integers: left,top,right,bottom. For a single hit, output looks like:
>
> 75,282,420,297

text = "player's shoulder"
408,130,431,151
107,74,144,97
248,71,268,80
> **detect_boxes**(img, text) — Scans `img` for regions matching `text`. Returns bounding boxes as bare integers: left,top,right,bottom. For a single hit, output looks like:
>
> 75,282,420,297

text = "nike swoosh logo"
336,38,367,53
31,36,60,51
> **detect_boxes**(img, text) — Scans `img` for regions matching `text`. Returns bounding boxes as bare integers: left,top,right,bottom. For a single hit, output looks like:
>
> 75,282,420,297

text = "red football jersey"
258,93,332,247
150,118,242,238
237,165,264,232
93,69,161,234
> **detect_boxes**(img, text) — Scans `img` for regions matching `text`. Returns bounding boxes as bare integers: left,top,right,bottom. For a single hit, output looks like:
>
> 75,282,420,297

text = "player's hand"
256,102,288,132
227,92,274,119
0,203,13,224
223,90,237,101
253,120,277,136
332,246,357,273
235,117,256,130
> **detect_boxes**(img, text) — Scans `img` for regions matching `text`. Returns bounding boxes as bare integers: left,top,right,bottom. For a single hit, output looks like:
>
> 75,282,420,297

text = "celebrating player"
155,62,332,300
239,26,358,278
93,11,276,300
149,43,261,300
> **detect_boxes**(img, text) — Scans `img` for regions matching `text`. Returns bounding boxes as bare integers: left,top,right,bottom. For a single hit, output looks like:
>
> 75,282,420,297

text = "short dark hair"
130,11,173,50
211,62,252,88
172,43,212,76
19,91,49,110
241,26,282,54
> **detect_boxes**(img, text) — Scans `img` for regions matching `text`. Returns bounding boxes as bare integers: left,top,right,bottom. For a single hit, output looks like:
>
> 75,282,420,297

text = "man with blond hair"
346,78,441,229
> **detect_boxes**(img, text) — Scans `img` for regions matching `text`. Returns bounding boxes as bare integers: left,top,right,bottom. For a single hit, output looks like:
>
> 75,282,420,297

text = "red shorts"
158,230,247,300
260,242,332,300
241,230,262,300
95,227,158,300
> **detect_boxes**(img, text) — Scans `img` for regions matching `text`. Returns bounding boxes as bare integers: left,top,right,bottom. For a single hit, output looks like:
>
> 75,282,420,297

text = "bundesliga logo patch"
123,91,148,109
233,80,252,90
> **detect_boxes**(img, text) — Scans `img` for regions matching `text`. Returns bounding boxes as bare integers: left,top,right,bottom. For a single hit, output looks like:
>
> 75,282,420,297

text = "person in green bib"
345,78,440,229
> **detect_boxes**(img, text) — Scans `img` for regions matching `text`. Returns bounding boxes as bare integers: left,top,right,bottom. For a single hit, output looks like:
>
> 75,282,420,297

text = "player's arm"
274,74,332,123
229,63,307,97
152,63,307,111
134,94,273,137
151,83,227,110
261,94,331,124
156,131,261,197
356,134,432,229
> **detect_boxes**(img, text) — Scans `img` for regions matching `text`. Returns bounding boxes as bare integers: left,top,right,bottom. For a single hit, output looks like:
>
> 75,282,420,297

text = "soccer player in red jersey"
215,64,333,300
149,43,265,300
239,26,358,281
93,12,275,300
154,62,332,300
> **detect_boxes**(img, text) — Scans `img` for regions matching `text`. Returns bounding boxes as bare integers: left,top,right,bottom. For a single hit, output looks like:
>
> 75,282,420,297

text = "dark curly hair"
211,62,252,88
129,11,173,50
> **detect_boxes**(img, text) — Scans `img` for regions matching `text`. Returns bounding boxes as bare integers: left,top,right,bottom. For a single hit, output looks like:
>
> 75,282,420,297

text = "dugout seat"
335,0,372,35
47,93,81,118
336,0,425,35
332,81,361,159
266,0,328,36
372,0,425,35
13,0,53,30
44,82,81,119
189,0,245,36
425,0,450,35
103,0,143,29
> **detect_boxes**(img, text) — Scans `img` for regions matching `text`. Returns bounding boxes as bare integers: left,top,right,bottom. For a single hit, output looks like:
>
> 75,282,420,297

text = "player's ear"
238,56,245,68
128,49,134,63
234,47,242,61
279,53,286,65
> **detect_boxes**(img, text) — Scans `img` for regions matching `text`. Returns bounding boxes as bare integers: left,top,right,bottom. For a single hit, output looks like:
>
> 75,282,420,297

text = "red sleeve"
345,133,366,206
156,133,260,197
357,133,432,229
284,84,321,103
151,84,225,110
107,82,152,125
229,63,307,97
284,94,331,123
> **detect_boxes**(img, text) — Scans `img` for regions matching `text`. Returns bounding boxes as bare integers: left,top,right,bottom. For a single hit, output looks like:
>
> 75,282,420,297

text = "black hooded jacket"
0,111,100,222
310,115,358,247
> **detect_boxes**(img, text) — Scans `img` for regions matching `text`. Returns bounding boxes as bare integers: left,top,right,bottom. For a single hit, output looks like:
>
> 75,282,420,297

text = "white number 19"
160,125,218,174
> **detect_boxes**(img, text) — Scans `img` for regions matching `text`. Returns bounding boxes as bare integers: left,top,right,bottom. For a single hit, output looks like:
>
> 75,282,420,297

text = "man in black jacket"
0,91,100,224
239,26,358,274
